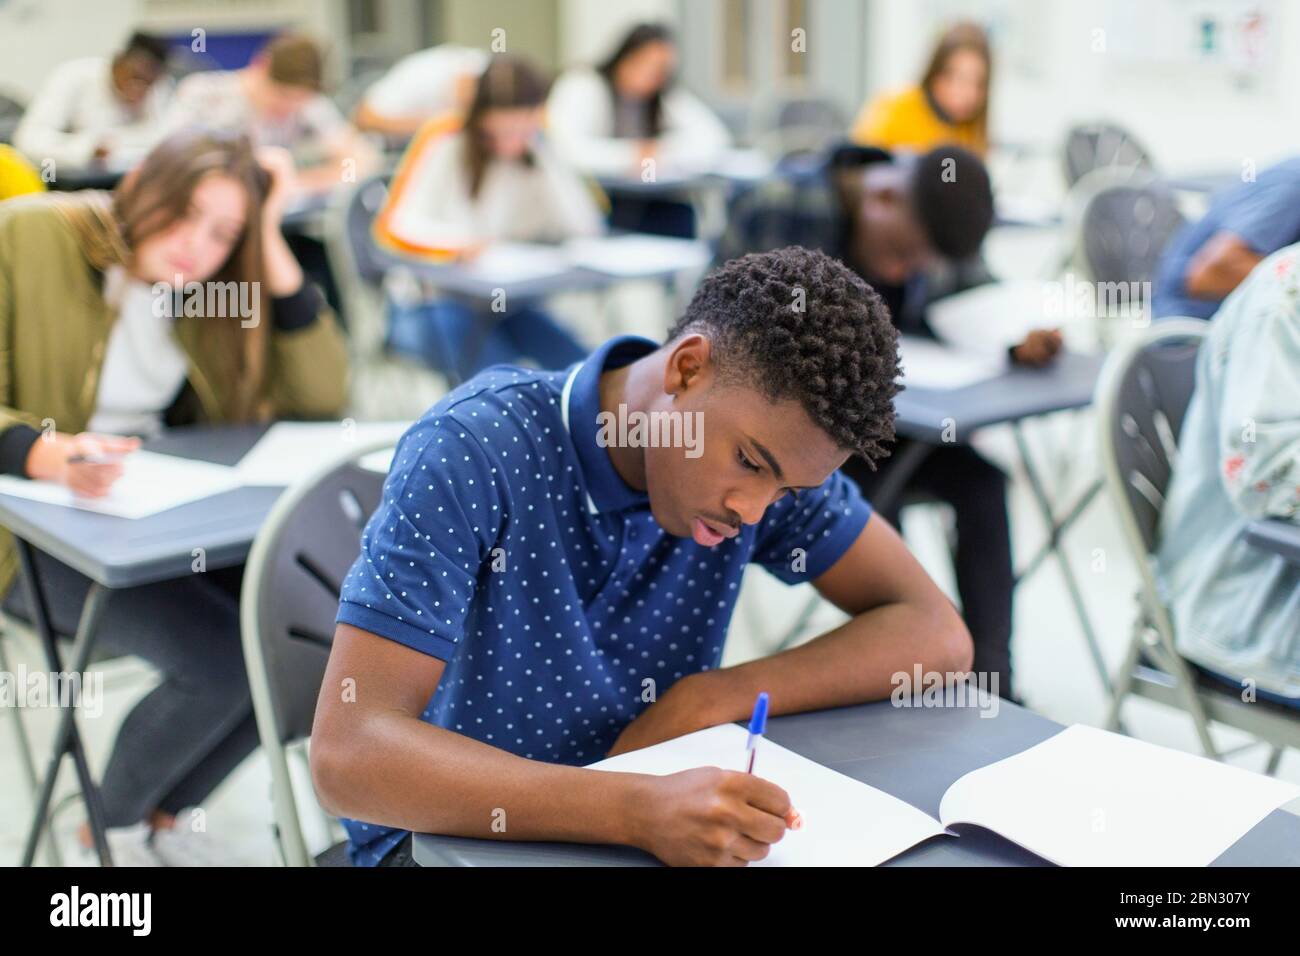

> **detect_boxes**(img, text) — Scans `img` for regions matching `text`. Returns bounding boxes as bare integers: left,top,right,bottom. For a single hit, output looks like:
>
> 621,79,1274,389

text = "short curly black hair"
910,146,994,260
667,246,900,465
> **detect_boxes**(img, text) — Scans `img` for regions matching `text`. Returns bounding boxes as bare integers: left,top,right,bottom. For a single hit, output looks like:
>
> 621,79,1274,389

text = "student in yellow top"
0,145,45,201
851,22,990,157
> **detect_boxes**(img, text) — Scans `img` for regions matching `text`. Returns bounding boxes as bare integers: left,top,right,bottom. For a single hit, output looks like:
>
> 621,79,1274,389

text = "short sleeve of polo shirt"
749,469,873,584
335,415,504,661
1219,168,1300,255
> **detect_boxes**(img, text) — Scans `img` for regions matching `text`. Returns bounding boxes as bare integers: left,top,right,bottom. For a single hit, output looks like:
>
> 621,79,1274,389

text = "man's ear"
664,334,712,396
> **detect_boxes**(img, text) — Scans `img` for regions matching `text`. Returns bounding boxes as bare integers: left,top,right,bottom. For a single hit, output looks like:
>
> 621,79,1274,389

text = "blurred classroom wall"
0,0,1295,174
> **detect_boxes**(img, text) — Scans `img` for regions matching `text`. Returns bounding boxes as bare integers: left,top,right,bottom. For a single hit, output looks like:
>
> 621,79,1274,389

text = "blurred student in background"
720,143,1058,700
851,22,990,157
354,44,488,142
1156,245,1300,706
167,33,378,319
15,32,173,171
1152,157,1300,320
0,129,347,865
548,22,730,236
0,145,44,201
375,55,603,382
166,32,378,194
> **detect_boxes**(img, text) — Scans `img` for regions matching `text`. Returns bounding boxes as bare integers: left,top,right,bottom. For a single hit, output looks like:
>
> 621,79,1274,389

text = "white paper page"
235,421,409,487
711,147,773,182
924,278,1093,360
897,335,1005,390
460,242,574,284
565,235,711,278
588,723,947,866
939,724,1300,867
0,451,243,519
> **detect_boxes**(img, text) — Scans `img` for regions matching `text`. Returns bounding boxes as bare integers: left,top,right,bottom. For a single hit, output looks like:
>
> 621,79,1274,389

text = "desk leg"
1010,422,1112,697
1016,479,1103,582
16,539,114,867
457,301,511,385
770,441,937,652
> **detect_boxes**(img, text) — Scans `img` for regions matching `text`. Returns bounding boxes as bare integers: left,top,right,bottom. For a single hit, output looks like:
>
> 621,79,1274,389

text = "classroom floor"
2,223,1297,866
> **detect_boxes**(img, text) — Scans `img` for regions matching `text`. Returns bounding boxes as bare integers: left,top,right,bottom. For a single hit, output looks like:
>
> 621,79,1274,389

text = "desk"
0,425,277,866
1244,519,1300,566
906,351,1110,692
595,149,772,242
390,237,710,384
412,697,1300,866
47,165,125,192
779,351,1112,696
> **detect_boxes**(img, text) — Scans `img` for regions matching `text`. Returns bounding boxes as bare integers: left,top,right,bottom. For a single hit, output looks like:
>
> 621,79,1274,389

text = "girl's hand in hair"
256,146,299,229
256,146,308,296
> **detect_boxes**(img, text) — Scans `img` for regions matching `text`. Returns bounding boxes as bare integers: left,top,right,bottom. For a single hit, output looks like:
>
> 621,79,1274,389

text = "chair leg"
0,631,64,866
0,633,39,796
1168,656,1220,759
264,739,311,867
1264,746,1285,776
1104,622,1144,732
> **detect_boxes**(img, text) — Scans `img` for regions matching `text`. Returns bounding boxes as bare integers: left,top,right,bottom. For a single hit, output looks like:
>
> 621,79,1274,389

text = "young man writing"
311,247,972,867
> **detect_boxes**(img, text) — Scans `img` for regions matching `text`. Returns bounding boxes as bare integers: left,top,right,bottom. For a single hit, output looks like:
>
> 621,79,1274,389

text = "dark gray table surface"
0,424,278,589
1244,519,1300,567
893,350,1105,442
413,697,1300,866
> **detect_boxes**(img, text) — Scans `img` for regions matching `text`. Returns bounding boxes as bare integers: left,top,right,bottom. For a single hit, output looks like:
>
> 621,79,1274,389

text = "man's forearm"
688,600,970,725
313,713,649,845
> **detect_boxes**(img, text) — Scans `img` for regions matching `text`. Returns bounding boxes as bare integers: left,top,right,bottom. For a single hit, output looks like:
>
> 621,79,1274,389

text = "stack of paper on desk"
459,242,575,284
564,235,711,277
234,421,408,486
897,335,1005,390
0,451,243,519
587,722,1299,866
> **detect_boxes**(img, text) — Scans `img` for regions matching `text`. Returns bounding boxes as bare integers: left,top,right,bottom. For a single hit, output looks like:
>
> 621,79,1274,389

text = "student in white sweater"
354,44,489,140
546,23,730,179
15,32,173,171
380,55,603,381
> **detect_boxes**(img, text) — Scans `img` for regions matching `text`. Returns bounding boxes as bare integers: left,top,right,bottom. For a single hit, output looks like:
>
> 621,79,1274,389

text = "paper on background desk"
587,723,947,866
460,242,575,284
897,335,1005,390
235,421,409,486
939,724,1300,867
565,235,711,277
0,451,243,519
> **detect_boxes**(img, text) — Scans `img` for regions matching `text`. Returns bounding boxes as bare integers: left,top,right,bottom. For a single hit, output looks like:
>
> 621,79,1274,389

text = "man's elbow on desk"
307,729,350,819
922,599,975,676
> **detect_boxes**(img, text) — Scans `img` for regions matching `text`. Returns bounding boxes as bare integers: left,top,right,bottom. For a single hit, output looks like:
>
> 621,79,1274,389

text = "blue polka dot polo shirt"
334,335,873,864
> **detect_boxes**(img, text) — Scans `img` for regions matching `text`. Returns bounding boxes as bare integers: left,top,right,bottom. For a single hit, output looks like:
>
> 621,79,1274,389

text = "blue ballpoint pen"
745,691,769,774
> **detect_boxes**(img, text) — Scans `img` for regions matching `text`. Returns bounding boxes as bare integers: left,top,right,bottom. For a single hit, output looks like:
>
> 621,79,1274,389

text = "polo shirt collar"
562,335,657,515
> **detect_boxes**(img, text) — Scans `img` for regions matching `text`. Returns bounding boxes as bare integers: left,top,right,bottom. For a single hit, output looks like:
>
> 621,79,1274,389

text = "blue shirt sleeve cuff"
801,504,873,580
336,602,459,661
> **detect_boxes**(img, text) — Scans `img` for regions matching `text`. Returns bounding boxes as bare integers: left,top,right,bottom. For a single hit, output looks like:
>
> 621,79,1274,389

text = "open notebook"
587,722,1299,866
